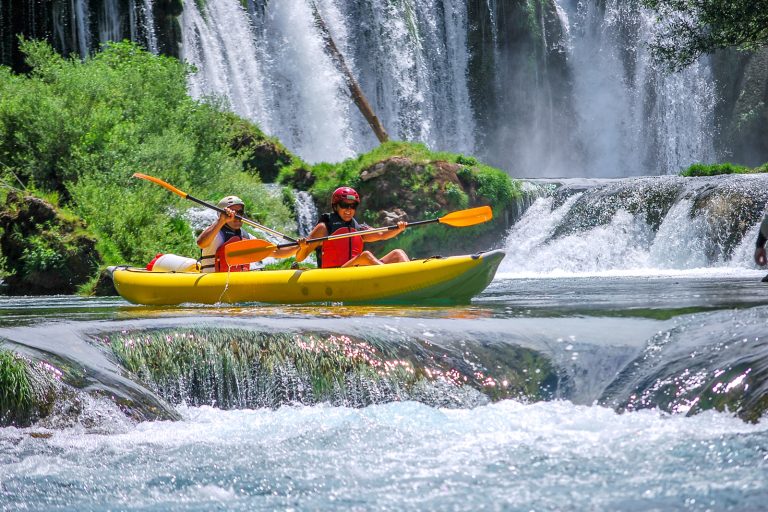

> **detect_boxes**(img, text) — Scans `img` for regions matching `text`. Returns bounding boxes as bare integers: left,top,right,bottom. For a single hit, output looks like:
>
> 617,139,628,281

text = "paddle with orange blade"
133,173,296,242
224,206,494,265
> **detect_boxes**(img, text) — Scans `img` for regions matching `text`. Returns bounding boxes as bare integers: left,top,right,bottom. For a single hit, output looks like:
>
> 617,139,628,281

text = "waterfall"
49,0,160,58
179,0,475,164
559,0,716,176
141,0,158,53
52,0,92,59
500,174,768,274
294,191,319,237
98,0,121,44
180,0,271,133
177,0,716,175
4,0,739,177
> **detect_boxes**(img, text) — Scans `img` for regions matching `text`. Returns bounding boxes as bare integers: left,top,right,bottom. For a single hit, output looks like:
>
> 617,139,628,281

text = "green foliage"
0,40,296,273
642,0,768,70
281,140,519,209
0,192,100,293
459,165,520,205
68,174,197,266
681,162,752,177
0,350,33,425
21,234,64,274
455,154,478,166
444,182,469,209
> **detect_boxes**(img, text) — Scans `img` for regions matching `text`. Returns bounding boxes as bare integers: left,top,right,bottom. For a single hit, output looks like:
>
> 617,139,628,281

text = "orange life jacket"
215,236,250,272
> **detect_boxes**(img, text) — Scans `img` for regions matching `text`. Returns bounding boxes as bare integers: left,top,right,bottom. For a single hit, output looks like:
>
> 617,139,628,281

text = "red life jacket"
321,226,363,268
215,236,250,272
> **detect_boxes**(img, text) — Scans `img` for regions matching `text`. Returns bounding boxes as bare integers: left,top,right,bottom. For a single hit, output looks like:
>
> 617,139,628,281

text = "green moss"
0,40,298,288
680,162,760,176
102,328,558,408
0,350,34,425
105,329,418,408
280,140,520,209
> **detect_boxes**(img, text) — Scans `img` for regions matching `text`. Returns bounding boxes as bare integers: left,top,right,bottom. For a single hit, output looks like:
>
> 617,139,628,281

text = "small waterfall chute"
501,175,768,274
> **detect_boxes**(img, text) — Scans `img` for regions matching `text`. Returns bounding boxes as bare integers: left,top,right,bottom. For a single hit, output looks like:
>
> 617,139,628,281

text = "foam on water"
2,401,766,510
496,267,767,280
499,175,768,279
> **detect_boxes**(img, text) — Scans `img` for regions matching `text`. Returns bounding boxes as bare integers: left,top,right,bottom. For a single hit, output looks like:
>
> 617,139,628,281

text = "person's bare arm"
360,221,406,243
295,223,328,262
196,209,235,248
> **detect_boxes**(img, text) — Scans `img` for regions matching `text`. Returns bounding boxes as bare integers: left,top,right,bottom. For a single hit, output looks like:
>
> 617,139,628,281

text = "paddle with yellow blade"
223,205,493,266
132,173,296,242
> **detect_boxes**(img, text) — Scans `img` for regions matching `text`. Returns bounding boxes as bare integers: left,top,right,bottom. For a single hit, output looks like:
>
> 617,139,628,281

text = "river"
1,267,767,510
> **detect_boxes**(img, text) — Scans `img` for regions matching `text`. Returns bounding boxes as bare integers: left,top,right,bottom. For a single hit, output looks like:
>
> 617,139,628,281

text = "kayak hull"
110,250,505,306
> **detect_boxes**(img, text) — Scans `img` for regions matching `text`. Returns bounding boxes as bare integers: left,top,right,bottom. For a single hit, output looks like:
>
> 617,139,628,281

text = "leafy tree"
642,0,768,69
0,40,296,273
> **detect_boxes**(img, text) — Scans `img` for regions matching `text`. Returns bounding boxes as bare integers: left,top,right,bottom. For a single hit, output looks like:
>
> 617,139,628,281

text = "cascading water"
5,0,730,178
500,174,768,275
47,0,158,59
180,0,475,164
294,190,319,237
98,0,121,44
180,0,271,130
140,0,158,54
558,0,717,176
50,0,92,59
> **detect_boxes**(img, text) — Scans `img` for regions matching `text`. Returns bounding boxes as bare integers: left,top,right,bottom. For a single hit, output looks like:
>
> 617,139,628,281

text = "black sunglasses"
338,202,358,210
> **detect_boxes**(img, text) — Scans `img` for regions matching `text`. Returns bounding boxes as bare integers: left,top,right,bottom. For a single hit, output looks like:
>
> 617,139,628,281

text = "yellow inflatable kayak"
109,250,505,306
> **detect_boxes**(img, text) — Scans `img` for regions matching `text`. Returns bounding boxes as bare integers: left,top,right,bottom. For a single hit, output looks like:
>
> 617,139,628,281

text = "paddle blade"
224,239,277,266
438,206,493,227
132,173,188,198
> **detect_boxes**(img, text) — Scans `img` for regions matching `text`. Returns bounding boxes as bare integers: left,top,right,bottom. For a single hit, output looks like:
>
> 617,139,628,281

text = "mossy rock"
91,267,119,297
357,157,468,219
279,142,520,257
550,178,684,239
0,192,101,295
225,114,295,183
691,187,768,261
356,157,514,257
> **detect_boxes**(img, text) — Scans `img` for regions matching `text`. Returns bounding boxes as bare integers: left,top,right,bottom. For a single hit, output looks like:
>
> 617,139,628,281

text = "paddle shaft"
133,173,296,242
275,219,437,249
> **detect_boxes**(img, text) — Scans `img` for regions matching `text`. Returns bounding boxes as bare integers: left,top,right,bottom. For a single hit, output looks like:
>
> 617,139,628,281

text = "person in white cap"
195,195,268,272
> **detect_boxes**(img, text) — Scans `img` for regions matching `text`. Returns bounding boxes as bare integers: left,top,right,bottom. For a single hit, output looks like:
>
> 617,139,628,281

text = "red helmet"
331,186,360,206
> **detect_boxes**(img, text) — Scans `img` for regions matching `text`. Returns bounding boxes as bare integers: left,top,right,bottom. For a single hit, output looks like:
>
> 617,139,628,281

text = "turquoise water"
1,274,768,510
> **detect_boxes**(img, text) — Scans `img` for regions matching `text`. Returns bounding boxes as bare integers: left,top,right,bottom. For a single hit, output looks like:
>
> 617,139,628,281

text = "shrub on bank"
680,162,766,177
0,40,296,292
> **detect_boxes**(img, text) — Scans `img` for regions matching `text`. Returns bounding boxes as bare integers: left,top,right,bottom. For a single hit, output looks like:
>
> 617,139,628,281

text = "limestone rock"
0,192,101,295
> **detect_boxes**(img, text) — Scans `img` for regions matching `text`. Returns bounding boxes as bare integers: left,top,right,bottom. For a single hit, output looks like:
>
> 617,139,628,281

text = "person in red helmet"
295,186,409,268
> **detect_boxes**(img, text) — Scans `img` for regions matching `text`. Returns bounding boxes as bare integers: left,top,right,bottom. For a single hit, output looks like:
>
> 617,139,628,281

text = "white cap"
216,195,245,209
